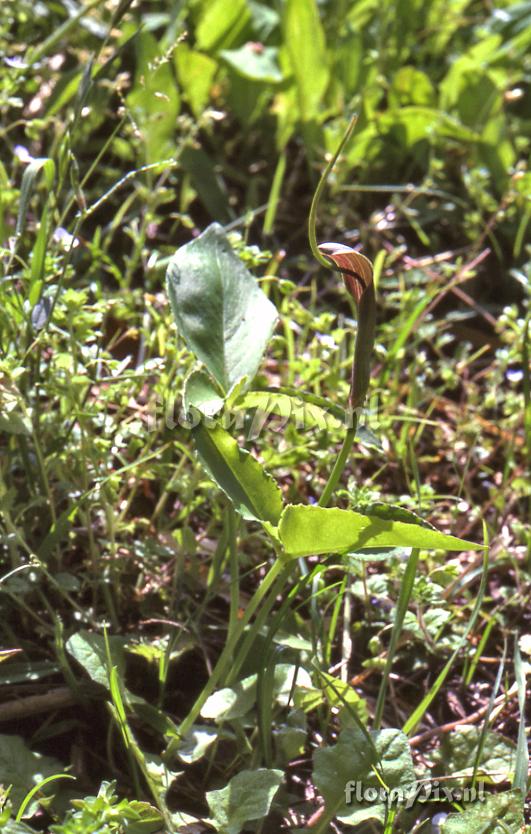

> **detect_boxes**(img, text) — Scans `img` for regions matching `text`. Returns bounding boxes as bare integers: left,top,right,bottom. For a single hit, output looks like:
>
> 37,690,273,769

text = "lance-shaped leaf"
166,223,278,392
192,422,283,525
277,504,484,558
318,243,376,409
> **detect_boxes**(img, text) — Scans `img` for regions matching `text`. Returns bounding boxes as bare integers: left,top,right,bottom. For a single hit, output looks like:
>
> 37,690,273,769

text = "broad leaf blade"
233,390,343,431
193,422,283,525
183,369,224,417
127,32,180,163
220,45,283,83
314,727,416,825
441,789,524,833
206,768,283,834
0,734,64,817
166,224,278,392
282,0,329,123
278,504,484,558
66,630,126,688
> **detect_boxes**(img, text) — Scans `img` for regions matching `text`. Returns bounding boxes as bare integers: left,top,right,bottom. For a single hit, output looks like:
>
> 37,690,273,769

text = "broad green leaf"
66,630,126,688
229,385,346,419
223,67,273,127
389,66,436,107
206,768,283,834
282,0,329,123
221,45,283,83
201,675,257,721
0,735,65,817
336,730,416,825
432,727,516,785
196,0,251,52
313,726,378,821
16,157,55,238
166,223,278,391
318,673,369,726
179,147,231,222
175,44,217,118
68,633,181,738
313,728,418,825
142,755,182,803
127,32,180,163
176,726,219,764
233,390,342,431
379,107,480,146
183,369,224,417
201,665,311,721
277,505,484,558
274,663,312,706
274,721,307,761
117,801,163,834
441,789,525,833
193,422,283,524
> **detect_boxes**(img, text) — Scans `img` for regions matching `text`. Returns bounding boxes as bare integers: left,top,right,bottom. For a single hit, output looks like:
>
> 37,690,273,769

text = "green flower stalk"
308,114,376,411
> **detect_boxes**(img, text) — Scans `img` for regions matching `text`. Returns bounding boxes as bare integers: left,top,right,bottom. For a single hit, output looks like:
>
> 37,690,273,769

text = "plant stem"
177,557,286,739
308,114,358,270
373,548,420,729
318,418,358,508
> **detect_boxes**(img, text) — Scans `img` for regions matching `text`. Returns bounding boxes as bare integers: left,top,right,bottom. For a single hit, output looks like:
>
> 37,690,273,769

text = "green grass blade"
15,774,75,822
512,634,529,794
471,640,506,786
374,548,420,729
403,546,489,736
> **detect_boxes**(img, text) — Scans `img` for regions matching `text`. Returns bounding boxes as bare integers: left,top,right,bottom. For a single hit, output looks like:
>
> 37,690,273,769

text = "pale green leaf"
201,665,310,721
282,0,329,122
201,675,257,721
432,727,516,785
176,726,219,764
166,223,278,392
127,32,180,163
66,630,126,688
196,0,251,52
314,727,416,825
221,45,283,83
16,157,55,238
192,422,283,524
278,504,484,558
0,735,65,817
441,789,525,833
175,44,217,117
206,768,283,834
233,390,342,431
183,369,224,417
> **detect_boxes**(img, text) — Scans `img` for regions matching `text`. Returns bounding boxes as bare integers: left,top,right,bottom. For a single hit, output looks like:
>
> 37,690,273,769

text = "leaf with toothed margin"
277,504,485,558
192,421,283,525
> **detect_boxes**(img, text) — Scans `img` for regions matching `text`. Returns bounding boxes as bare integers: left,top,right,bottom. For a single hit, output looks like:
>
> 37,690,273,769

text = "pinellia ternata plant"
159,117,528,834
